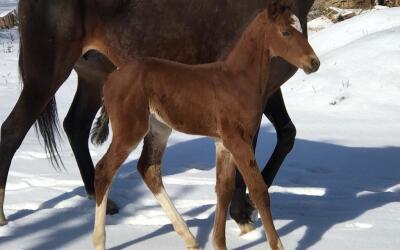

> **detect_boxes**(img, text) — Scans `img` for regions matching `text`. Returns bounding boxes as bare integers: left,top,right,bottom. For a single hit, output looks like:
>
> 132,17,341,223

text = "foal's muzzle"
304,56,320,74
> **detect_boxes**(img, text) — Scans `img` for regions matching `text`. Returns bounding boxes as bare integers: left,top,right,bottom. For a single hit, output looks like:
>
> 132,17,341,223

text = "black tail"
19,44,64,170
34,100,64,169
90,104,110,146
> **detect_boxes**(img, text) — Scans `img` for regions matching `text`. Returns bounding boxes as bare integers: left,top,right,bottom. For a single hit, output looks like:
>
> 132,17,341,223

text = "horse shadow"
0,127,399,249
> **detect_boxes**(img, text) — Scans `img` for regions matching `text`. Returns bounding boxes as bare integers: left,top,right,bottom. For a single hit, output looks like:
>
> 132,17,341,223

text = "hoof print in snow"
330,95,347,106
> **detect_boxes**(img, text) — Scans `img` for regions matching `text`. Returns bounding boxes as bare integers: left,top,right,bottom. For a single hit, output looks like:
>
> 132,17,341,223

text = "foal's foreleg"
212,142,236,250
223,137,283,250
93,110,149,250
137,118,198,250
93,139,143,250
230,89,297,233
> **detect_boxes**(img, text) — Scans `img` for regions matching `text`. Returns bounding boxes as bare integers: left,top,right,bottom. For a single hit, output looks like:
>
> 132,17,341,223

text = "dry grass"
309,0,326,20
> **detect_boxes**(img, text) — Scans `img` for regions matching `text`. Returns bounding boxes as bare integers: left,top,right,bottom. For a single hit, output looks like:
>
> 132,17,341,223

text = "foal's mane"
218,9,263,61
218,1,293,61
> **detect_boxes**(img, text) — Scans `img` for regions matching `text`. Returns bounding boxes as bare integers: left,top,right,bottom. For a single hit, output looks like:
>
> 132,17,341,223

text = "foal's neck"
224,10,270,92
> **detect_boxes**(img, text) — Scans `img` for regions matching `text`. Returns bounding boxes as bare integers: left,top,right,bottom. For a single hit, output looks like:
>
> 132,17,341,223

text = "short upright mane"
218,9,264,60
219,1,293,61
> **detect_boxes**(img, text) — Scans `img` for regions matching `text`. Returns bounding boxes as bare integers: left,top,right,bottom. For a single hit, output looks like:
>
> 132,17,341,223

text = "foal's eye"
282,31,291,37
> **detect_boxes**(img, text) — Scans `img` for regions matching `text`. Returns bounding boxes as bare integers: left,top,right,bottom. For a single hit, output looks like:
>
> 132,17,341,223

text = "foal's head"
265,2,320,74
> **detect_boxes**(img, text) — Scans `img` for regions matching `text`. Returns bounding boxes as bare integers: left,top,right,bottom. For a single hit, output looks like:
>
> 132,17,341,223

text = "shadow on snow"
0,126,399,249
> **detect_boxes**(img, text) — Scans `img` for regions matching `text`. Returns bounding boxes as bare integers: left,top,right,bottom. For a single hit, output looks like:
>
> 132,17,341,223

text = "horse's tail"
18,43,64,170
34,99,63,168
91,103,110,146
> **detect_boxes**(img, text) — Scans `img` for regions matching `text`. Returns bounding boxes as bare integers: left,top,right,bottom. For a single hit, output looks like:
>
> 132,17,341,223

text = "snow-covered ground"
0,4,399,250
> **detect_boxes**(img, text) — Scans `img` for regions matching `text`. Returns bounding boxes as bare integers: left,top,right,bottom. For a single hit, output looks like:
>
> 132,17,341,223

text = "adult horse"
0,0,315,232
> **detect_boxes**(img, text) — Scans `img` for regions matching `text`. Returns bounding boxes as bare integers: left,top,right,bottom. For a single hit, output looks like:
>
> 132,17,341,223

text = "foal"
93,4,319,250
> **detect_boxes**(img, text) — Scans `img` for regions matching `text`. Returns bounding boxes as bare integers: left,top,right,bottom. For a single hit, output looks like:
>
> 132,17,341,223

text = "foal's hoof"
106,199,119,215
238,223,255,235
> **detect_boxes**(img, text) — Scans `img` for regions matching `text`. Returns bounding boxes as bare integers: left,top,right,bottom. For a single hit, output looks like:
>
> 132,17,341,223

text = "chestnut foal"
93,4,320,250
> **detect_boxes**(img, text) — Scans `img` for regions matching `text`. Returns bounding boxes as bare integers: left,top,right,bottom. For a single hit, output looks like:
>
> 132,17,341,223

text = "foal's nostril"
311,58,320,71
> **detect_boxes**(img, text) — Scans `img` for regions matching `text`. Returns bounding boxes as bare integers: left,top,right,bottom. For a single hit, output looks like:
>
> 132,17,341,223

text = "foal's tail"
91,103,110,146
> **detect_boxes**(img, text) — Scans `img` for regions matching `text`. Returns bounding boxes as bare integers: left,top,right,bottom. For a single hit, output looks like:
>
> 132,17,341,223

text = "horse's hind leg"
0,56,81,225
0,1,84,224
64,52,118,214
137,116,198,250
212,142,236,250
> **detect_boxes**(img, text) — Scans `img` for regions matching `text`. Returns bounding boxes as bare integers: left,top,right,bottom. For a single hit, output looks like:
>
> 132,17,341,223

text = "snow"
0,5,400,250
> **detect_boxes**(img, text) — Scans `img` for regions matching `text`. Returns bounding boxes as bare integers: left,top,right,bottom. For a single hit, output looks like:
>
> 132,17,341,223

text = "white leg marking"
93,189,109,250
0,188,6,225
154,187,199,249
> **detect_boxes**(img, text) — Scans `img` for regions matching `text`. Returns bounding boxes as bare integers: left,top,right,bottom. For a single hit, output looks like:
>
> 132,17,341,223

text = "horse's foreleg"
212,142,236,250
64,53,118,214
261,89,296,186
137,117,198,250
223,137,283,250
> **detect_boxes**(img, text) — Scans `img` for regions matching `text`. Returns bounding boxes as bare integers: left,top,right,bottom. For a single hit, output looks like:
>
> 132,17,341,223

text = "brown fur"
94,6,319,250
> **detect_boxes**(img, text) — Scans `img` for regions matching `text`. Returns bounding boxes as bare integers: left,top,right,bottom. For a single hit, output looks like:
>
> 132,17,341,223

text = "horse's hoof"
106,198,119,215
0,220,7,226
88,195,119,215
239,223,255,235
230,192,257,226
0,211,7,226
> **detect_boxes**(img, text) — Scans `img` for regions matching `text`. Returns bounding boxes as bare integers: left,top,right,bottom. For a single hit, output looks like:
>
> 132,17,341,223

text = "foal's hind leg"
64,52,118,214
223,136,283,250
212,142,236,250
137,116,199,250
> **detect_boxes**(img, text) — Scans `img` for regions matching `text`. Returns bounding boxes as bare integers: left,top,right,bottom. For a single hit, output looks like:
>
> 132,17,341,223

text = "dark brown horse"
92,4,319,249
0,0,315,232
